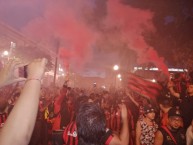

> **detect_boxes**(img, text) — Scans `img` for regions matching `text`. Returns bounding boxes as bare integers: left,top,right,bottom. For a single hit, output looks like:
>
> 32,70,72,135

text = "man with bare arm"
0,58,47,145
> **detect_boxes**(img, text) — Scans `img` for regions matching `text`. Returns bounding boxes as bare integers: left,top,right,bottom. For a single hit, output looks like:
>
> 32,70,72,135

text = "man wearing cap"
154,107,186,145
168,80,193,130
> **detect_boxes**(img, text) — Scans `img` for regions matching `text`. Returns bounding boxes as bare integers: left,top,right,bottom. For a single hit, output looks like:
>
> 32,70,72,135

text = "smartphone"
18,65,28,78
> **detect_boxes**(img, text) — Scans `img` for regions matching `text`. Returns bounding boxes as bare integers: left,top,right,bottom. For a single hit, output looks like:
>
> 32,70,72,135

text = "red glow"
105,0,169,76
21,0,169,76
22,0,97,68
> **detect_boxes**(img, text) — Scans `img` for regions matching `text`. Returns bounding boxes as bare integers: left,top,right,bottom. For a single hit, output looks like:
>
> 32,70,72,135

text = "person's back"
76,103,107,145
63,102,129,145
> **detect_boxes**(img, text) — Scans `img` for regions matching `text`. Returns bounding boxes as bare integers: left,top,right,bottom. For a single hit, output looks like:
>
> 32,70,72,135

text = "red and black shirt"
63,121,113,145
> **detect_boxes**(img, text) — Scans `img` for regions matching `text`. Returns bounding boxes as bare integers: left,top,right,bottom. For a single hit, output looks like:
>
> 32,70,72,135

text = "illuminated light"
10,42,16,49
149,68,159,71
2,50,9,57
134,67,159,71
102,85,106,89
152,79,156,83
119,78,122,81
134,66,187,72
59,68,64,72
117,74,121,78
150,68,159,71
45,71,55,76
113,65,119,71
168,68,184,72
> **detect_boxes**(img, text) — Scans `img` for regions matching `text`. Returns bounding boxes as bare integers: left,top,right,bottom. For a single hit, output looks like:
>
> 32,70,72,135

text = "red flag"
127,73,162,101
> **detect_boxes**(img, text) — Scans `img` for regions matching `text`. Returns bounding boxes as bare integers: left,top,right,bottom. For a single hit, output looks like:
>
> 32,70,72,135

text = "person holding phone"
0,58,47,145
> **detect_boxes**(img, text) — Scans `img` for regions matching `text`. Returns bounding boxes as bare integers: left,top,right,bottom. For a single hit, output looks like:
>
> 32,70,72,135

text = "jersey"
63,121,113,145
159,126,186,145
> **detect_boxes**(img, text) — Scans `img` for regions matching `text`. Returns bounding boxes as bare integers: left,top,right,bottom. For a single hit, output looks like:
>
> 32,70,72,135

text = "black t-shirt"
179,94,193,130
159,127,186,145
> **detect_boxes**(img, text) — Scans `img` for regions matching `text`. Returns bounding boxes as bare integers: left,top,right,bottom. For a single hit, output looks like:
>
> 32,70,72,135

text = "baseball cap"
168,107,182,118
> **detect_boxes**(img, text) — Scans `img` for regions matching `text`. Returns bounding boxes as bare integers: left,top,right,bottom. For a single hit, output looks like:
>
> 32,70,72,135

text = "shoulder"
63,122,78,144
102,128,113,145
154,130,164,145
136,120,142,128
63,122,77,138
186,125,193,139
155,130,163,136
155,126,170,140
108,133,122,145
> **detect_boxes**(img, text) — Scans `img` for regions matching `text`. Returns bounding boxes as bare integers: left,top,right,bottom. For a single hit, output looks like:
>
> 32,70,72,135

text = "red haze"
104,0,169,76
21,0,169,76
22,0,97,70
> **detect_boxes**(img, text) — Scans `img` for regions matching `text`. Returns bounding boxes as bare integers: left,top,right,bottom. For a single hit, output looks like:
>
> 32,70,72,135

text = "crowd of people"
0,58,193,145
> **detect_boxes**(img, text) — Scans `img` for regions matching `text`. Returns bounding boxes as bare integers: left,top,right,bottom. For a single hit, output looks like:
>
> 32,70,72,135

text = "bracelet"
26,78,41,84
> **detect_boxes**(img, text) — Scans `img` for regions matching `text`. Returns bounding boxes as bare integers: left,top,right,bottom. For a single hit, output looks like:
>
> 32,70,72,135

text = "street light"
113,65,119,71
152,79,156,83
1,50,9,67
2,51,9,57
113,65,119,88
117,74,121,78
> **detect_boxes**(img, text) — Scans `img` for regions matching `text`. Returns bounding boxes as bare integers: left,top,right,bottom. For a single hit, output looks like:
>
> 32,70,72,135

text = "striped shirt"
63,122,78,145
63,121,113,145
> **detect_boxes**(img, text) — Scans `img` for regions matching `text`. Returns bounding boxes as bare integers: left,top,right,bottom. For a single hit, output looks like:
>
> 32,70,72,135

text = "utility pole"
53,39,60,86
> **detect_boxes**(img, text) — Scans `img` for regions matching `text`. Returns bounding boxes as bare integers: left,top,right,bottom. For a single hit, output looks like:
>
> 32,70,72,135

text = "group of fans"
1,61,193,145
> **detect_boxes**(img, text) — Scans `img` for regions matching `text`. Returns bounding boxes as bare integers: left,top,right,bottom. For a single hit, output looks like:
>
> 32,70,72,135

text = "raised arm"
167,81,180,99
109,104,129,145
0,58,47,145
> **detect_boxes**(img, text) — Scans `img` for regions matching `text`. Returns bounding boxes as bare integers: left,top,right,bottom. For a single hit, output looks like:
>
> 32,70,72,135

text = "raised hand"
0,58,26,87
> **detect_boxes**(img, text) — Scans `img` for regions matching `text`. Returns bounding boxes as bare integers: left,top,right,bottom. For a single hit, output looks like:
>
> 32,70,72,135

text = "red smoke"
22,0,97,69
104,0,169,76
21,0,169,77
